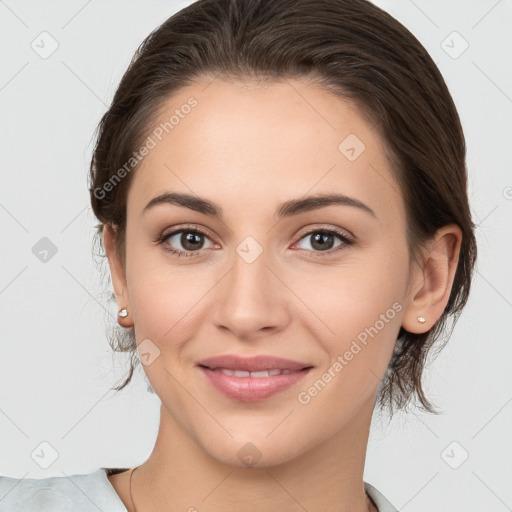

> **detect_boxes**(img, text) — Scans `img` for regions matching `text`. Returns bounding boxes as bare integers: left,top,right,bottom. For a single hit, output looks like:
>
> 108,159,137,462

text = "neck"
130,395,378,512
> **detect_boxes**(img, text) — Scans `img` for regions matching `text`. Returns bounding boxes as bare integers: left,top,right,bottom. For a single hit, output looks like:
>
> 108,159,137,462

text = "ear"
401,223,462,334
103,224,133,328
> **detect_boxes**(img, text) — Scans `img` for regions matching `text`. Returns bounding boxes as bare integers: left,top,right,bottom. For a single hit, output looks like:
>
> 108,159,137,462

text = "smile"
198,365,312,401
204,367,300,377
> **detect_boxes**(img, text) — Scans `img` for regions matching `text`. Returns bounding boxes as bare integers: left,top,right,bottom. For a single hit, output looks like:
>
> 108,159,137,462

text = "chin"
201,434,307,469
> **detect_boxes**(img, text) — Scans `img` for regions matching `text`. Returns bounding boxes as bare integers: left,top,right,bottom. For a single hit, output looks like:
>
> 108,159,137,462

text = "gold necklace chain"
129,466,139,512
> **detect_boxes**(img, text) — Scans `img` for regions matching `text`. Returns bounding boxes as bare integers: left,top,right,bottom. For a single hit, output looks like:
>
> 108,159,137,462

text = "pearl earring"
118,307,128,318
417,316,426,323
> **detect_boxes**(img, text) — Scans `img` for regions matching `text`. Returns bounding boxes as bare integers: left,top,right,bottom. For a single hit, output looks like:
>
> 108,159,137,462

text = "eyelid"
294,224,355,243
156,223,214,241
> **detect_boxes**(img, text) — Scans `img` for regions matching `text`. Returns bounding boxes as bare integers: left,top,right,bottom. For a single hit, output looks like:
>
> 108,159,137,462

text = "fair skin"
103,77,462,512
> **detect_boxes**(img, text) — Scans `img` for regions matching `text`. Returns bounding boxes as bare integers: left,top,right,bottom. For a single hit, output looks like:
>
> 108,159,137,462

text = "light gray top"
0,468,399,511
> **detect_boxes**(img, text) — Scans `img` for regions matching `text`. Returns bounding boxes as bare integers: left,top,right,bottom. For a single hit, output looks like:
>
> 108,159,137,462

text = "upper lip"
197,355,313,372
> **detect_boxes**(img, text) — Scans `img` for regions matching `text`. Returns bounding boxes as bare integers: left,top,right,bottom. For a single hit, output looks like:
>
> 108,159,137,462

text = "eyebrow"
142,192,377,219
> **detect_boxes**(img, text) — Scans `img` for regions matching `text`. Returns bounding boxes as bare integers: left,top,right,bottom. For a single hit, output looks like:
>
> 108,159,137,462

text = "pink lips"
196,354,313,402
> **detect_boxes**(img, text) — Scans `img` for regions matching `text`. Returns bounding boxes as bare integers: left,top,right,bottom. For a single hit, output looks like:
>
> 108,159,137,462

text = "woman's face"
110,78,420,466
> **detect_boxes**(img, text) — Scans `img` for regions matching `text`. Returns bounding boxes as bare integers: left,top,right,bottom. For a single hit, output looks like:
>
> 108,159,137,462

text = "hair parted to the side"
88,0,477,417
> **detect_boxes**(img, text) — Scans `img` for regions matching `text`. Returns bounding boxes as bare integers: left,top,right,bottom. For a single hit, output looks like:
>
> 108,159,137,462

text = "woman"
0,0,477,510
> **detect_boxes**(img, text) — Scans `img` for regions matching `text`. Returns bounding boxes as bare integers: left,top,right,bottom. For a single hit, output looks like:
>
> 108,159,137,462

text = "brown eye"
157,226,215,257
294,228,355,255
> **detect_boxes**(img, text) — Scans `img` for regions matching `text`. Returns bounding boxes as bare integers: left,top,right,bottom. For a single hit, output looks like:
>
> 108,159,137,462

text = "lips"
196,354,313,373
196,354,314,401
212,368,297,377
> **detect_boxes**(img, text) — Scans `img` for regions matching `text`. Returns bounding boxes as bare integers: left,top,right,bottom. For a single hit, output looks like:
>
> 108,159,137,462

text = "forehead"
128,78,403,226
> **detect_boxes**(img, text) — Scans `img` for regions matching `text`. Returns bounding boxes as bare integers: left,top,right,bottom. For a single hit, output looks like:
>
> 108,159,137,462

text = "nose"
212,245,291,341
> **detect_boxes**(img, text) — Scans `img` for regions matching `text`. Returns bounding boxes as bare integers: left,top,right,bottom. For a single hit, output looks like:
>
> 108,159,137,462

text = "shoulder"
0,468,128,512
364,481,399,512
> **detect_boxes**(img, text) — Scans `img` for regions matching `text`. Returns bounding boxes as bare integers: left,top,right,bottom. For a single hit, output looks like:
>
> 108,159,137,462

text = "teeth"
213,368,298,377
248,370,269,378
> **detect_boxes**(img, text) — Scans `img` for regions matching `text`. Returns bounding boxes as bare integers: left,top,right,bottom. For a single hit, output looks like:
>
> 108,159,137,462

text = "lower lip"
198,366,312,402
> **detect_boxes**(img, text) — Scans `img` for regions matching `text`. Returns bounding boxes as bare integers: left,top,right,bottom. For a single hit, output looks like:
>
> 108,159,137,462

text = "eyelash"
154,223,355,259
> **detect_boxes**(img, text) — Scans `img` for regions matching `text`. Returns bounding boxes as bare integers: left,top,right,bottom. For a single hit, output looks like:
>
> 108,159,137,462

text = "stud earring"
118,307,128,318
417,316,426,324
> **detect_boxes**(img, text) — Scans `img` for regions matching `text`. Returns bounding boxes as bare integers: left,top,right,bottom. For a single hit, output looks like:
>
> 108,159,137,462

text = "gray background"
0,1,511,511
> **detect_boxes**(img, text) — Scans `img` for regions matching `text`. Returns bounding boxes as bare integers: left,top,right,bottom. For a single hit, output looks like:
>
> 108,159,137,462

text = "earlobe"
102,224,133,328
401,223,462,334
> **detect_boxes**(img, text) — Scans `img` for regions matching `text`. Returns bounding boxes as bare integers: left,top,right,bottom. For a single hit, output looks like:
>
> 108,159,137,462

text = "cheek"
292,246,406,366
127,268,210,341
124,236,221,361
293,257,405,420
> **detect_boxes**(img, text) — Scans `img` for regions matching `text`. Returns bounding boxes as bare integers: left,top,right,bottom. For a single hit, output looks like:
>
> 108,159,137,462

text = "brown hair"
88,0,477,416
